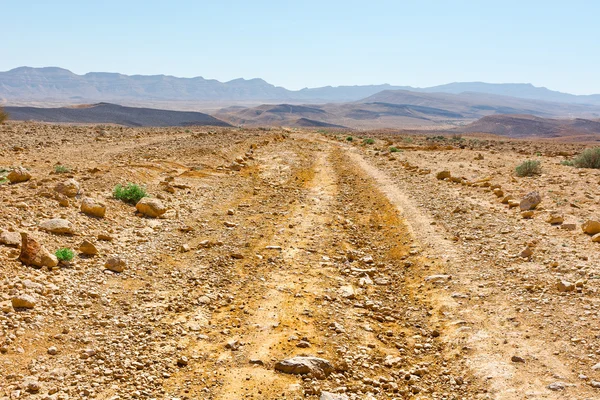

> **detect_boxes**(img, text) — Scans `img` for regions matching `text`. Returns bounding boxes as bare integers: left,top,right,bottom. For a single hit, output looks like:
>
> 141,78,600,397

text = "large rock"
7,167,32,183
39,219,74,235
19,233,58,268
81,197,106,218
582,220,600,235
520,191,541,211
54,178,80,198
0,229,21,247
12,295,36,309
274,356,334,379
136,197,166,218
105,256,125,273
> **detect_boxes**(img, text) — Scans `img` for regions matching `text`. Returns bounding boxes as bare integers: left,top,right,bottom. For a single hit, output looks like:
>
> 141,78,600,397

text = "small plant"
346,136,353,141
515,160,542,177
535,152,542,156
389,147,401,153
363,138,375,145
560,159,574,166
573,147,600,169
55,248,75,262
0,107,8,124
113,183,148,204
402,137,414,144
54,165,71,174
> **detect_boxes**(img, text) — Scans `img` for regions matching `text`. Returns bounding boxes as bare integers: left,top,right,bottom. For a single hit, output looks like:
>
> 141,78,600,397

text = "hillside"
4,103,231,127
459,114,600,139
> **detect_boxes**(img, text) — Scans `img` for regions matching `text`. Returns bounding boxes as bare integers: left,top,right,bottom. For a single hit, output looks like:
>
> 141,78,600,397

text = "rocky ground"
0,123,599,399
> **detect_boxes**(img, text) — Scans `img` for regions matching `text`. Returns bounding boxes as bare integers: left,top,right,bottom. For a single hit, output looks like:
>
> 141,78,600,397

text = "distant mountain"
3,67,600,106
458,114,600,139
4,103,231,127
216,90,600,129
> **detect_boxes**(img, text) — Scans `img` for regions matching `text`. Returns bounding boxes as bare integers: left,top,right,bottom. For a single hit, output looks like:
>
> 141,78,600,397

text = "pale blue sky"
2,0,599,94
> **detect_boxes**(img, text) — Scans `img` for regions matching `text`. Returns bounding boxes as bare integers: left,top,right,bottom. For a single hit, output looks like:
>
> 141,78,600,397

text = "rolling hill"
458,114,600,139
4,103,231,127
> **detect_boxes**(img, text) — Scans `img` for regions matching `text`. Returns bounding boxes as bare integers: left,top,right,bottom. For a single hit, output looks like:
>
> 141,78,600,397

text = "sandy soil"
1,122,599,399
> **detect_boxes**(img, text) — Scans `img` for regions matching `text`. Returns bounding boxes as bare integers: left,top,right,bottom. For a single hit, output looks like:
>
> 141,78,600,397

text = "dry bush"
573,147,600,169
515,160,542,177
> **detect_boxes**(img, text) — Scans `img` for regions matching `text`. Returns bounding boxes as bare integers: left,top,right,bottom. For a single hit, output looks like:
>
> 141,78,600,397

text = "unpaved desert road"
1,124,599,399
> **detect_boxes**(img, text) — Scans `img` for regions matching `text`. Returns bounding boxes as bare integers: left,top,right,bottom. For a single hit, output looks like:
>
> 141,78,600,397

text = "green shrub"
363,138,375,145
573,147,600,169
346,136,353,141
389,147,401,153
560,159,574,166
515,160,542,177
0,107,8,124
402,137,413,144
113,183,148,204
54,165,71,174
55,248,74,262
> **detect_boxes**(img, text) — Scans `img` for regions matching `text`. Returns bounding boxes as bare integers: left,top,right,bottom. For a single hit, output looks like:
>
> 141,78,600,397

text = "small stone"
521,210,534,219
274,356,334,379
39,218,74,235
520,246,533,258
339,285,355,299
582,220,600,235
249,359,264,366
177,356,189,367
47,346,58,355
7,166,32,183
547,382,565,391
592,233,600,243
520,191,542,211
436,170,451,180
105,256,125,273
0,229,21,247
556,280,575,292
12,294,36,309
321,392,349,400
226,340,240,350
297,340,311,348
136,197,167,218
180,243,191,252
591,381,600,388
54,178,80,198
425,274,452,283
81,197,106,218
561,224,577,231
78,240,98,256
511,355,525,363
493,188,504,197
546,214,564,225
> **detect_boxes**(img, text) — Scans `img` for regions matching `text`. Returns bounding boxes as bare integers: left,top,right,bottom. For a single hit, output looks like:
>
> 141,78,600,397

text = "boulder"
519,191,541,211
0,229,21,247
582,220,600,235
7,167,31,183
592,233,600,243
81,197,106,218
12,294,36,309
19,233,58,268
54,178,80,198
79,240,98,256
105,256,125,273
136,197,166,218
39,219,74,235
274,356,334,379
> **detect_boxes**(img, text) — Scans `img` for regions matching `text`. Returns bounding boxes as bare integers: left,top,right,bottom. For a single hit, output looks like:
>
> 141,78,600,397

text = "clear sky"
1,0,599,94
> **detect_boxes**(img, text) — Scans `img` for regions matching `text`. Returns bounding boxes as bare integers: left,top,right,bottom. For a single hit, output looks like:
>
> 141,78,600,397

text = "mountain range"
2,67,600,106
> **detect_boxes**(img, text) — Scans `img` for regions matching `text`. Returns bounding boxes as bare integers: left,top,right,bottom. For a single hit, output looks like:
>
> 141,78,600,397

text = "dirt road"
1,124,599,399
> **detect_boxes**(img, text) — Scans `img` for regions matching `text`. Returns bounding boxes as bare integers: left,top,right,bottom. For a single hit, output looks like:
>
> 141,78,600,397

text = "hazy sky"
2,0,599,94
